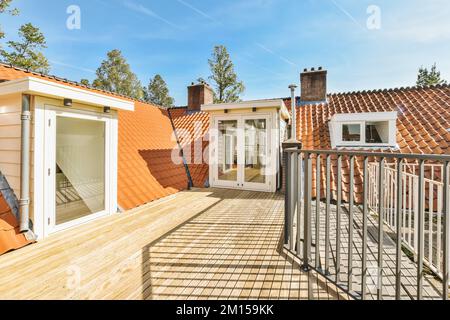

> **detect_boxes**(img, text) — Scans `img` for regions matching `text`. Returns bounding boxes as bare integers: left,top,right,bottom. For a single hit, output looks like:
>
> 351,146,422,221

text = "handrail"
284,148,450,162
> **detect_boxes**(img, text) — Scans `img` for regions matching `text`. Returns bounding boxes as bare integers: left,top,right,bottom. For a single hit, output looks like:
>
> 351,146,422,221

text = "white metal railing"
284,149,450,300
368,162,447,282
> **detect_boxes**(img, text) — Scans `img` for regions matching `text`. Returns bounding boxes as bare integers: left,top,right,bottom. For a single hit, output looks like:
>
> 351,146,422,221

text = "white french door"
44,106,112,234
212,114,272,192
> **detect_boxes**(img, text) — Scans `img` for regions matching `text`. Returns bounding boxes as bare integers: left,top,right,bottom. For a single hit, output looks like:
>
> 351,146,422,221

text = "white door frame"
210,113,273,192
43,105,113,235
241,114,271,192
212,115,240,189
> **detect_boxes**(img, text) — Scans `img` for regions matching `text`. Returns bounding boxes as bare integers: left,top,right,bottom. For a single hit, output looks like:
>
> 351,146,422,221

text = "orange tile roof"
0,193,32,256
170,108,210,188
117,102,189,210
285,84,450,203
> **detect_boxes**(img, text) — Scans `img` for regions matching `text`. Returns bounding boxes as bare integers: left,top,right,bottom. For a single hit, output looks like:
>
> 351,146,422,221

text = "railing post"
377,157,385,300
315,154,321,270
325,154,331,275
362,156,369,300
348,155,355,292
284,150,291,246
417,160,425,300
443,161,449,300
395,158,403,300
336,155,343,283
303,152,312,271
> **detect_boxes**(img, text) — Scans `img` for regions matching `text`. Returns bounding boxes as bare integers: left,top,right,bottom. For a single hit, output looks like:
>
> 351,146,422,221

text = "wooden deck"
0,188,347,300
289,200,443,300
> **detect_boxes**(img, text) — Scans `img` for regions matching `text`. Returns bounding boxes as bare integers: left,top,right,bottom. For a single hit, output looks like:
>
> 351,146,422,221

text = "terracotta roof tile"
0,194,32,255
117,102,189,210
284,84,450,202
170,108,210,188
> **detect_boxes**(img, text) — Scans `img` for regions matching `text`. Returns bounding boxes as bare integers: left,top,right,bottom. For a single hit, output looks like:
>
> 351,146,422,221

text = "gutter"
167,108,194,189
19,94,35,240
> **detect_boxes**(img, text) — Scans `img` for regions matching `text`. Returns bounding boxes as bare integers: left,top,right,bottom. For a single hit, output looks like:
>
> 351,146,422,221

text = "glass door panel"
244,119,267,184
217,120,238,182
55,116,106,225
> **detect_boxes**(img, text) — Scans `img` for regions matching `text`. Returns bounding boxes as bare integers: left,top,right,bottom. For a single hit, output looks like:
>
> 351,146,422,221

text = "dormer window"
329,112,397,149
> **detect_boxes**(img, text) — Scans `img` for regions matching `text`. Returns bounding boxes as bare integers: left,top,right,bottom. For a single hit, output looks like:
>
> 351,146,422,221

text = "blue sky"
1,0,449,105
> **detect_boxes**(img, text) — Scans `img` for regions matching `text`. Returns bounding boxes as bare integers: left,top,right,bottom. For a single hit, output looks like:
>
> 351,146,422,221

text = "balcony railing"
283,148,450,300
367,162,449,285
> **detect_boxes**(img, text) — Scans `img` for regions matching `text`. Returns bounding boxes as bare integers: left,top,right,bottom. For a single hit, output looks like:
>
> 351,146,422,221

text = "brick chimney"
300,67,327,102
187,81,214,112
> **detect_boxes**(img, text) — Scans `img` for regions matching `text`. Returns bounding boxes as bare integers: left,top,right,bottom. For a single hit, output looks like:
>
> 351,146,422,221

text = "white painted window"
329,112,398,148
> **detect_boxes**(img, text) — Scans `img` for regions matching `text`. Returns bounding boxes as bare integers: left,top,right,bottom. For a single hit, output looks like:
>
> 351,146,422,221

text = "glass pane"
218,120,238,181
244,119,267,184
55,116,105,225
342,124,361,142
366,121,388,143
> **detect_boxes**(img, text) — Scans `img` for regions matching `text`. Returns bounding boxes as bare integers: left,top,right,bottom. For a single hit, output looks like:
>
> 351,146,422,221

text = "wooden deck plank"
0,188,343,300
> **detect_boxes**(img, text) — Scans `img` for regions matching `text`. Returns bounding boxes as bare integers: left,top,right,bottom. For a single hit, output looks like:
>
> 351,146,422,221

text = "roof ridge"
329,83,450,96
279,83,450,101
0,61,166,110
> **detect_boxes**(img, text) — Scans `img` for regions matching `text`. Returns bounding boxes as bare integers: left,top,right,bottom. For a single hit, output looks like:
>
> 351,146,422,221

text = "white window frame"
329,112,397,149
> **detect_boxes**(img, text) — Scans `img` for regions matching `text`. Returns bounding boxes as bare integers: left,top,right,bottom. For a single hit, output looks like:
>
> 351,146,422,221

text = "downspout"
167,108,194,189
19,94,32,234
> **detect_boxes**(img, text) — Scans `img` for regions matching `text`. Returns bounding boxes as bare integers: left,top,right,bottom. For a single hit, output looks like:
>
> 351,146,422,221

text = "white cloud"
123,1,183,30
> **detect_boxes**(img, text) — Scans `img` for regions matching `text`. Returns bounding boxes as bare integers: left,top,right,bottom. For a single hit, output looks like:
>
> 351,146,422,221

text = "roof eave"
0,77,135,111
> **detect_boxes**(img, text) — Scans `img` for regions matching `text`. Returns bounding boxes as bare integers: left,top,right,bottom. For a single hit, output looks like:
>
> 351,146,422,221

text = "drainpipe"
19,94,31,233
288,84,297,139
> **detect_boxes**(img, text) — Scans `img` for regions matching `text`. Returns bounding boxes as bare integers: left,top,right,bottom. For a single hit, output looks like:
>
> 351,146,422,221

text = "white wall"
0,93,22,197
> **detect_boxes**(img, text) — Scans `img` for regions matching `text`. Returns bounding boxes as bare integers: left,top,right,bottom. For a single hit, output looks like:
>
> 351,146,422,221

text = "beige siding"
0,94,22,196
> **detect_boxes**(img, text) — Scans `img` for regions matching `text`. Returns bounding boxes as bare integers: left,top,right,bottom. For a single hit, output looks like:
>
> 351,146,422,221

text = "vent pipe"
19,94,31,233
288,84,297,139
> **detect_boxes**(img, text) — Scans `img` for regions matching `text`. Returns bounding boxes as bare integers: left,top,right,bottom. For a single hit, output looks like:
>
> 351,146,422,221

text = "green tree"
417,63,447,86
144,74,174,107
206,45,245,103
0,23,50,73
92,49,143,100
0,0,19,41
80,79,90,86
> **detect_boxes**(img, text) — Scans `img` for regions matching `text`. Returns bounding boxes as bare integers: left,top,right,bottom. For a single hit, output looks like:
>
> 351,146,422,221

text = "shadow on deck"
140,189,348,300
287,200,443,300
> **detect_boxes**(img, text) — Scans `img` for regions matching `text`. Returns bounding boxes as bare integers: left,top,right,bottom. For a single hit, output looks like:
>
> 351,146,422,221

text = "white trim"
33,97,118,239
329,112,398,149
0,77,134,111
202,99,290,121
209,112,276,193
330,111,397,122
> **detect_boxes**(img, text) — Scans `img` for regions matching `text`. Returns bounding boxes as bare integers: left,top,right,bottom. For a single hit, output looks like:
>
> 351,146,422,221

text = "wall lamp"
63,98,73,107
104,106,111,114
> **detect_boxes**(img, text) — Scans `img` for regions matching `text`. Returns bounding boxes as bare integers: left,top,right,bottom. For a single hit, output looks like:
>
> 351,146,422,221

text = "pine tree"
416,63,447,86
0,23,50,73
144,74,174,108
0,0,19,41
92,49,144,100
206,45,245,103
